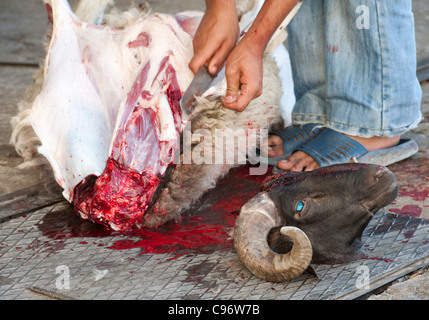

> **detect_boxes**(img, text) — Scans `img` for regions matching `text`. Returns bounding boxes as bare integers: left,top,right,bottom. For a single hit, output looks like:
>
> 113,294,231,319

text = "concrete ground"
0,0,428,300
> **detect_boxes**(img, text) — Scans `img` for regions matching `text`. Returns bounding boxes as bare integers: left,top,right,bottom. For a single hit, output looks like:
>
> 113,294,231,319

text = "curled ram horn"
233,192,312,282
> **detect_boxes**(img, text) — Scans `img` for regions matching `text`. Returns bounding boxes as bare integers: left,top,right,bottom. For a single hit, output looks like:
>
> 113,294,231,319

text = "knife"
180,18,256,116
180,65,215,116
179,0,301,116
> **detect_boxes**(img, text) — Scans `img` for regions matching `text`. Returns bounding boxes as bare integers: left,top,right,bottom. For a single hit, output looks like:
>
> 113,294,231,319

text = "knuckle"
225,67,237,78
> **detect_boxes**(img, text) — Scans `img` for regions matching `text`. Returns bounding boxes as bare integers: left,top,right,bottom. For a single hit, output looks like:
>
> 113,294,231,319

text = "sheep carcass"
11,0,297,231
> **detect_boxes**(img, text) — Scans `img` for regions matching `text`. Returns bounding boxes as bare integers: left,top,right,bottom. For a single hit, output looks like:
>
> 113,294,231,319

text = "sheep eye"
296,201,304,212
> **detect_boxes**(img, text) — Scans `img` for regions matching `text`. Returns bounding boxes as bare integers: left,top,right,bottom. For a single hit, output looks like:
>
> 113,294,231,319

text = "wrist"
240,0,299,54
240,26,270,57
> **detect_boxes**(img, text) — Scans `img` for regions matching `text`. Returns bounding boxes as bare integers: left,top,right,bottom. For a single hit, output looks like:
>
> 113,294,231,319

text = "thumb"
224,86,239,103
223,68,240,103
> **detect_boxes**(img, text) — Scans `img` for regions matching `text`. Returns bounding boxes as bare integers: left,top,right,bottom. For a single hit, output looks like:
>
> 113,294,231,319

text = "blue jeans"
287,0,422,138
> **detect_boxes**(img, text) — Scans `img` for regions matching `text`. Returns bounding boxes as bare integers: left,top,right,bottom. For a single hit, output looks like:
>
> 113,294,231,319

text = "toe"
277,151,318,172
291,156,314,172
303,160,320,172
277,159,292,171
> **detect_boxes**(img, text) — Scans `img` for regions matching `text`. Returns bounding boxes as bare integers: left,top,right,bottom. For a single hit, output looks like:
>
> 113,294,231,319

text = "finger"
189,46,215,74
221,93,238,111
189,54,207,74
222,68,240,106
208,41,235,75
233,80,262,112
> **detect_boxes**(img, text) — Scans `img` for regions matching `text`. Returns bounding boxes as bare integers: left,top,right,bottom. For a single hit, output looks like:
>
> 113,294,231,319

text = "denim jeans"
287,0,422,138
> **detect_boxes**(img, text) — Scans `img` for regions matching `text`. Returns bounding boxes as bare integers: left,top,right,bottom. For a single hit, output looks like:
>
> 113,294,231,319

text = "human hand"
188,0,262,112
188,0,240,75
190,0,297,112
221,38,264,112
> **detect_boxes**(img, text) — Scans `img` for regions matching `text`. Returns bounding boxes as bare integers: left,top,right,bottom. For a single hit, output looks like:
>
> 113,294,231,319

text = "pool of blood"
40,165,272,255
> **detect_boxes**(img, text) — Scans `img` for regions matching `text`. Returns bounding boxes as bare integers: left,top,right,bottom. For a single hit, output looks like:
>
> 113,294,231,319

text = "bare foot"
277,150,320,172
270,134,401,172
264,135,285,157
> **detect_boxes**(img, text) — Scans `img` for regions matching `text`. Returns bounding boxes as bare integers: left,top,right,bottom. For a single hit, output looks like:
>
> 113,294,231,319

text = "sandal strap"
296,129,368,167
269,123,325,157
253,123,325,166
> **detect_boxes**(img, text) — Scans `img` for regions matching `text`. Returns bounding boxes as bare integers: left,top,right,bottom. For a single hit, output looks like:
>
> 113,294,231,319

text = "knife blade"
180,18,256,117
180,65,215,116
179,1,302,117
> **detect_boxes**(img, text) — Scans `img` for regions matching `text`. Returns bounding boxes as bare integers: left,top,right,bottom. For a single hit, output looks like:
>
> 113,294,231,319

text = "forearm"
240,0,299,54
199,0,300,111
205,0,236,12
189,0,239,74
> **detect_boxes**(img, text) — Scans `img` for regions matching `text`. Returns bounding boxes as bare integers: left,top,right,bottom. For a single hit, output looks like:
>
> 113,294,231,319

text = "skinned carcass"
10,0,299,230
233,163,399,282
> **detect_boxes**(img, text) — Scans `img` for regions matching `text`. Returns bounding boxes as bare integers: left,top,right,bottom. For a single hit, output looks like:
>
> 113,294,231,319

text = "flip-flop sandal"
251,123,325,166
292,128,419,168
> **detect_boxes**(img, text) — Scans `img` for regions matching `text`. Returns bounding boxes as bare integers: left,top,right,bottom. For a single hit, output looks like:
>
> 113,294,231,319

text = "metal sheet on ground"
0,167,428,300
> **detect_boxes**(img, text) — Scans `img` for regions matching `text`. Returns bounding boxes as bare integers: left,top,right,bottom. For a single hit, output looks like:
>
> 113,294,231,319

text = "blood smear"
109,165,271,255
40,165,272,257
109,216,233,254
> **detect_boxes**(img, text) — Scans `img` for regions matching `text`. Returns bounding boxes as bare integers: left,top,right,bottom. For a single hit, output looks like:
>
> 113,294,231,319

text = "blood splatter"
389,205,422,218
372,212,426,239
39,164,271,257
387,157,429,219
